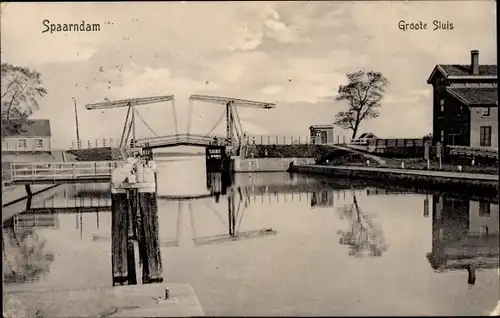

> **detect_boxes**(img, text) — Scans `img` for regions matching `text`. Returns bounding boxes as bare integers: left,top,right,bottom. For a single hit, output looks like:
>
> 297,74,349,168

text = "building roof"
445,87,498,106
309,124,334,129
2,119,52,138
427,64,497,84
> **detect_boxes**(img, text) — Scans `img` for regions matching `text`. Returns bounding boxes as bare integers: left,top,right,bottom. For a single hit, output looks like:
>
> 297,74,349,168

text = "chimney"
471,50,479,75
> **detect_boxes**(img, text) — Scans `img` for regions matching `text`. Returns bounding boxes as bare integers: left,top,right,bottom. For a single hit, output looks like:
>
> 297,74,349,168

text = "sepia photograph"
1,1,499,316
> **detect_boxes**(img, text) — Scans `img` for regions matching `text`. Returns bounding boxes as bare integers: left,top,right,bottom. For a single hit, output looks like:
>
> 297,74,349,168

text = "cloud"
228,24,264,52
261,85,283,95
1,3,104,66
1,1,495,146
227,3,308,52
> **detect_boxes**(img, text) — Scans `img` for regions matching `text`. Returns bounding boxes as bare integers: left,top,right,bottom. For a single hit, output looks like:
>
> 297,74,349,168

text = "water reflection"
194,178,278,246
336,192,389,257
2,222,55,284
2,168,499,315
426,193,500,285
311,190,334,207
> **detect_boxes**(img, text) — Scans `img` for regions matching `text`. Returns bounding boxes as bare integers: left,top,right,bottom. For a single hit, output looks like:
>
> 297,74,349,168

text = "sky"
1,1,497,148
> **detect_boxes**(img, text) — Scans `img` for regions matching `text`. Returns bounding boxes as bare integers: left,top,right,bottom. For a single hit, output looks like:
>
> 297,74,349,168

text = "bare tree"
334,71,389,140
1,62,48,138
337,193,389,257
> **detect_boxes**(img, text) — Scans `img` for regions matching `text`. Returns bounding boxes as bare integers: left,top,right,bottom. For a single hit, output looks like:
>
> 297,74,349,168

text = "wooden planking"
138,192,163,284
111,193,131,285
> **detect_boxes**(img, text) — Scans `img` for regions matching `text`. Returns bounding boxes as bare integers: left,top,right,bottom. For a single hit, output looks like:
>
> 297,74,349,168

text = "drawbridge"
84,94,276,158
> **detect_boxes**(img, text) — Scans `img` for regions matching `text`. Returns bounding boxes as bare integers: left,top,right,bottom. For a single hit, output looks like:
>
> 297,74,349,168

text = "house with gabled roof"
427,50,498,149
1,119,52,153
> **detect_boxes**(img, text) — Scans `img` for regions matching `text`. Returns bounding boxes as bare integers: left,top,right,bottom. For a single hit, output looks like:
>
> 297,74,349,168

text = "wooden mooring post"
110,158,162,286
111,190,136,286
138,191,163,284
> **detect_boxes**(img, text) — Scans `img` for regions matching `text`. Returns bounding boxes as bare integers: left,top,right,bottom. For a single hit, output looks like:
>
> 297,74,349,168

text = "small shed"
309,125,334,145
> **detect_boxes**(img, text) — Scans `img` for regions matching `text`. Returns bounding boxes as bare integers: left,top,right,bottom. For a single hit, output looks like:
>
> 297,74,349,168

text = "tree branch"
1,79,17,99
5,81,29,121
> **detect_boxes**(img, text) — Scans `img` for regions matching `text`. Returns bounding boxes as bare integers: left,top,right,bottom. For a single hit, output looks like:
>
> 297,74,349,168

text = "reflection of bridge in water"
90,183,279,248
20,181,375,215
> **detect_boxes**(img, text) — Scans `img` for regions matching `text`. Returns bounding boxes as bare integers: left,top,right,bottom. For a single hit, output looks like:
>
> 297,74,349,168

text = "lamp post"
72,97,80,148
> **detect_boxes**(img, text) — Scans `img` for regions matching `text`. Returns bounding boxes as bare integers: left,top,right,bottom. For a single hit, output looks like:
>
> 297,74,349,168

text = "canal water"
2,156,499,316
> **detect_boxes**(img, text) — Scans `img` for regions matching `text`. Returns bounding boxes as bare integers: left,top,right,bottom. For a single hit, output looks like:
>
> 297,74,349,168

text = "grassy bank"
250,144,348,160
66,147,121,161
379,158,497,175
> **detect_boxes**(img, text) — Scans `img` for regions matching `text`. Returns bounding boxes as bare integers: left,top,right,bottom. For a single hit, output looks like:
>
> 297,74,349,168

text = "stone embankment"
288,164,498,195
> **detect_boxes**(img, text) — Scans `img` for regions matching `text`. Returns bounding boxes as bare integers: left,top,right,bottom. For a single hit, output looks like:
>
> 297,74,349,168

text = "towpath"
298,164,498,181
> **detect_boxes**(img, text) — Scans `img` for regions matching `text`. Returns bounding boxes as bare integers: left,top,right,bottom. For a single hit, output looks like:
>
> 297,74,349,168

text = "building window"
479,201,490,217
479,126,492,147
439,99,445,112
482,107,490,116
34,139,43,150
17,139,27,150
440,130,444,142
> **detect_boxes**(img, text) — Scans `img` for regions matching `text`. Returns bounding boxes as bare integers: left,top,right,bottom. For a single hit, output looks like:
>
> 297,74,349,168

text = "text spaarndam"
42,20,101,34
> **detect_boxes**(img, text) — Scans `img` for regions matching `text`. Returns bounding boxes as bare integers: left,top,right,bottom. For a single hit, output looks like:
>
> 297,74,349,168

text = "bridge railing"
135,134,227,147
7,161,120,182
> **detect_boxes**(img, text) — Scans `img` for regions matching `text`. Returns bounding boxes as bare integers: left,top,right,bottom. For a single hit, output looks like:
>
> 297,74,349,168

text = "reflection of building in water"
427,193,499,283
468,199,499,235
311,190,334,207
13,213,59,231
207,172,231,196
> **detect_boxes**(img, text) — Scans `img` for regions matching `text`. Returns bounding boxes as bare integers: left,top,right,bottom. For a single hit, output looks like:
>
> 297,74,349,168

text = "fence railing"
69,139,119,149
5,161,120,183
245,135,349,145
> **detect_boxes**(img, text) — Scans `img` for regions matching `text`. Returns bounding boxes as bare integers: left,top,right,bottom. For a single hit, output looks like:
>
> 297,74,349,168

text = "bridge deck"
136,133,228,148
2,161,119,185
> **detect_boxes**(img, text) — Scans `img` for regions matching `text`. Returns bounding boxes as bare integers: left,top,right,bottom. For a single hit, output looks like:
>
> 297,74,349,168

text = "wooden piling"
111,192,131,286
138,191,163,284
128,189,138,240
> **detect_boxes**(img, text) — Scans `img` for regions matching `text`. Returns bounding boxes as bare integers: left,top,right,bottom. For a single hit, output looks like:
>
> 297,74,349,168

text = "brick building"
427,50,497,148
